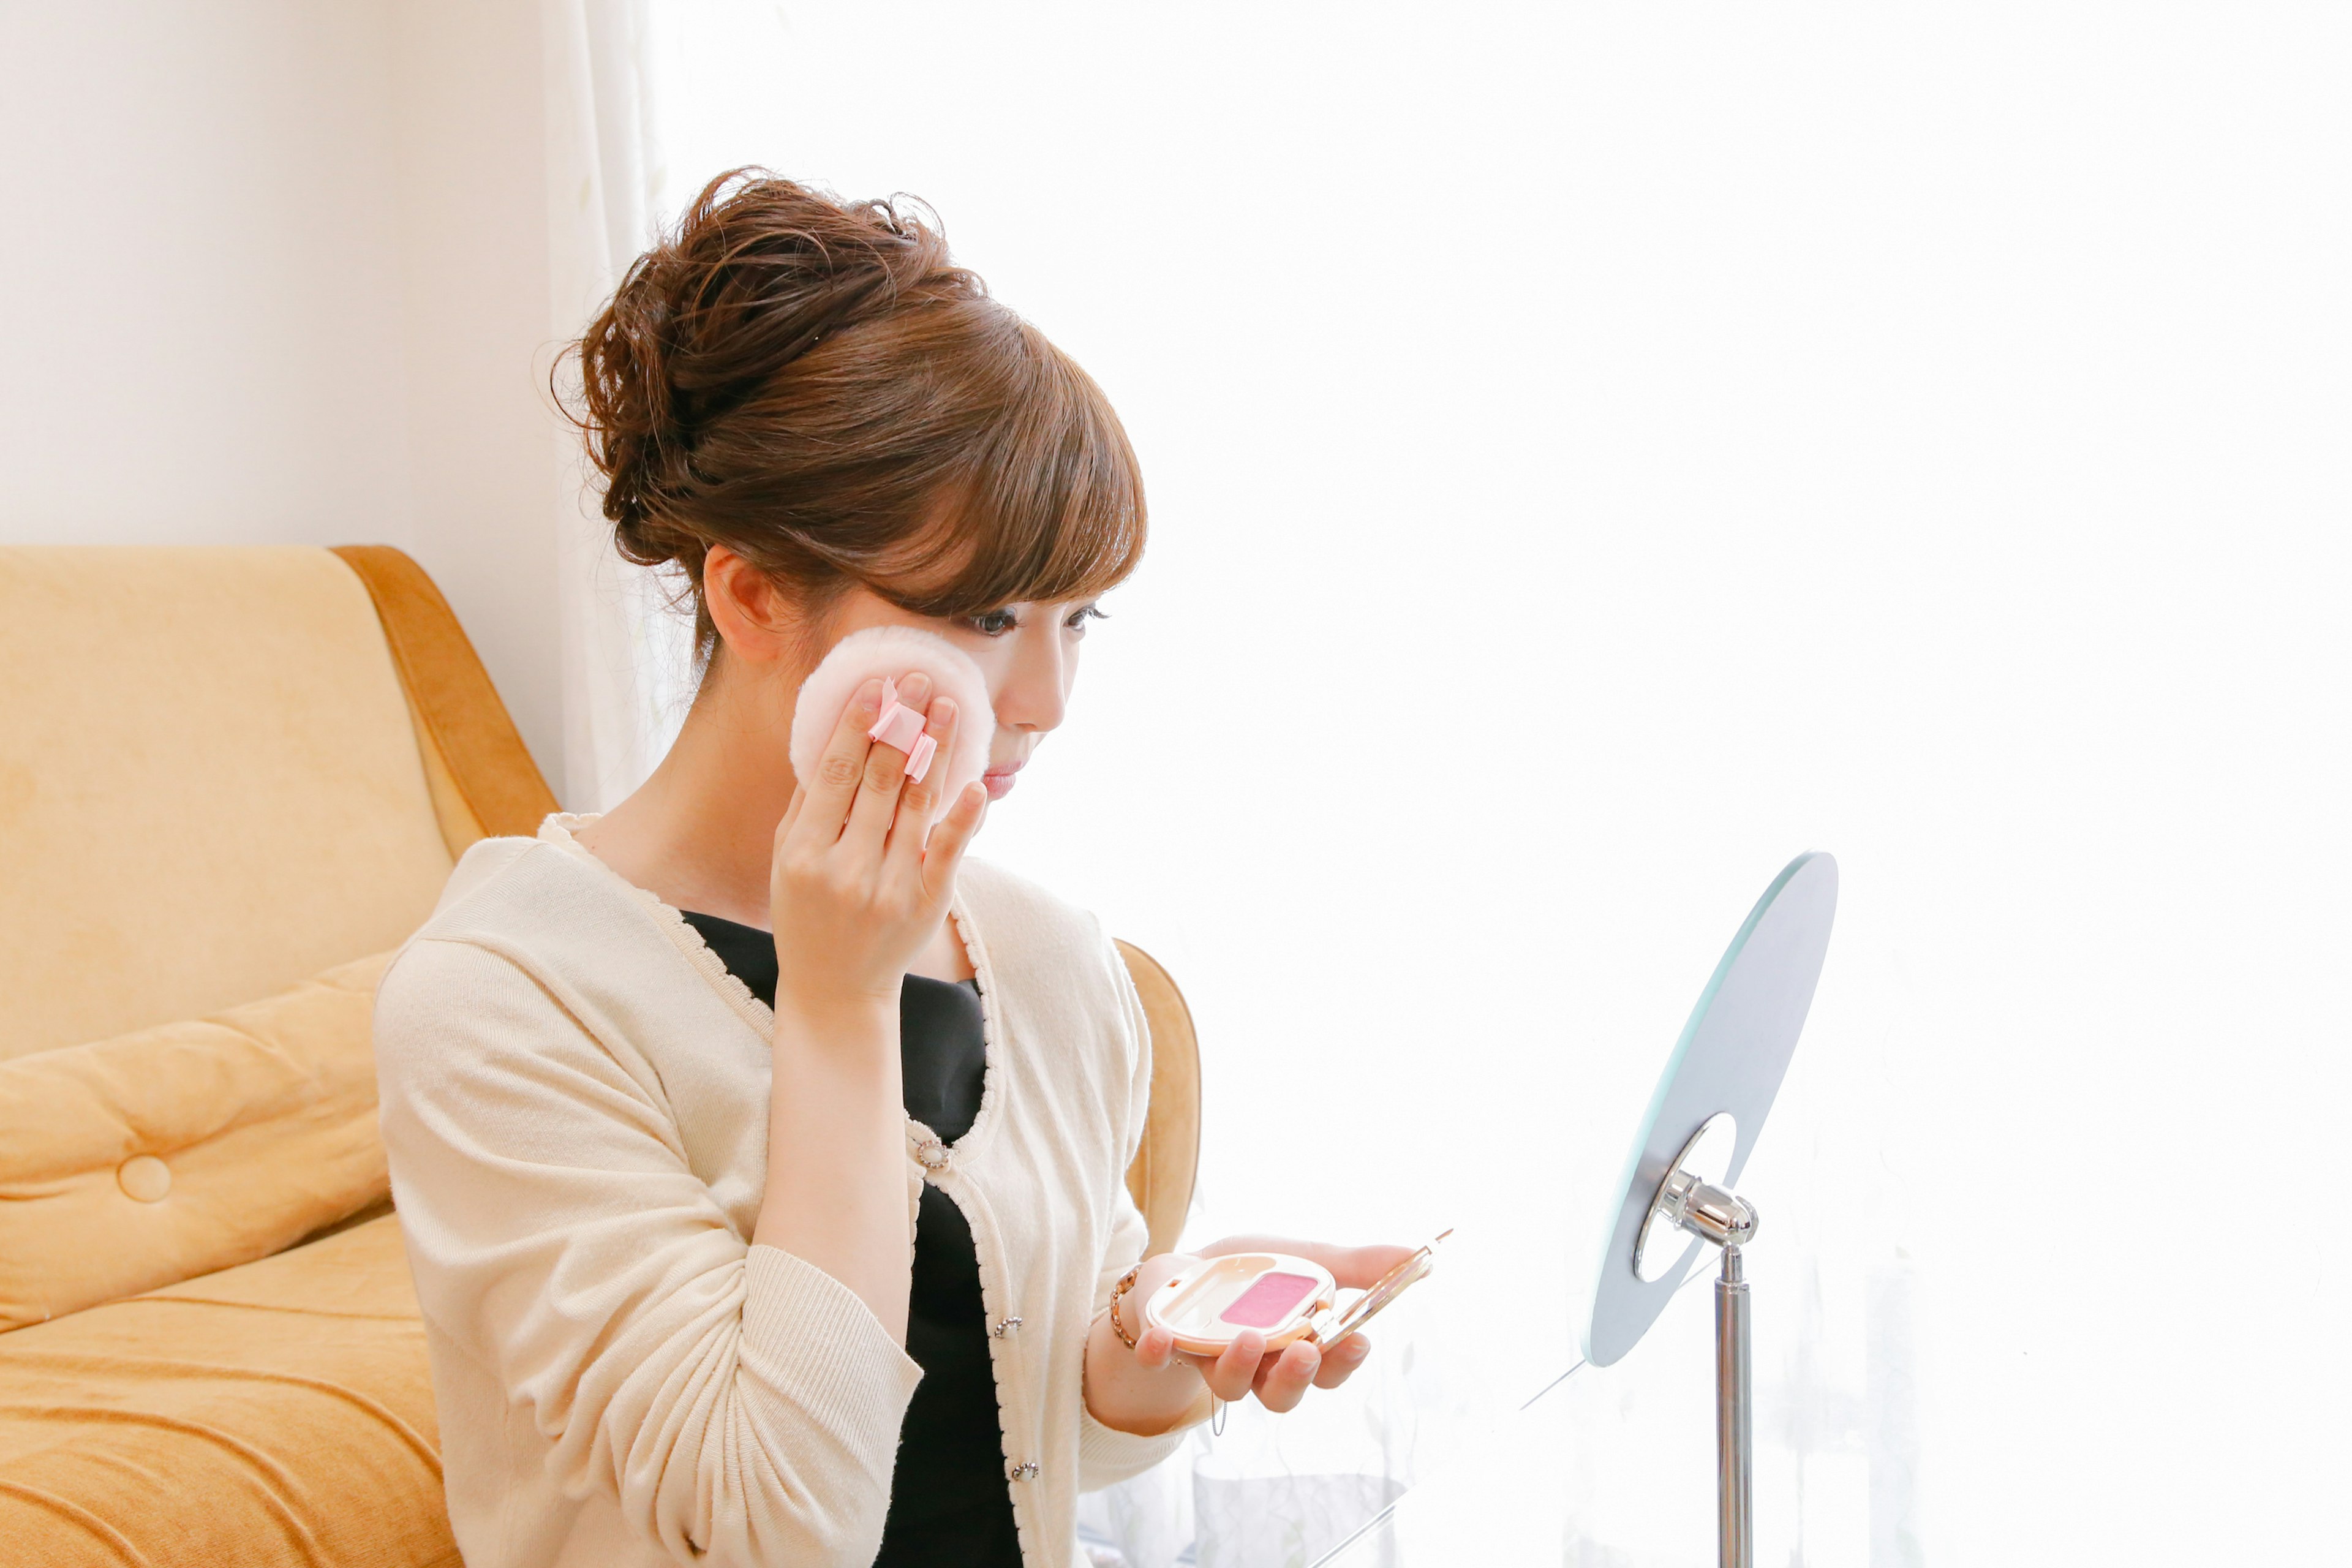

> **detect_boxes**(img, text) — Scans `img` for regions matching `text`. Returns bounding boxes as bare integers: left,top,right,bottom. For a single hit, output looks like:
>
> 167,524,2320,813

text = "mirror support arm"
1660,1167,1759,1568
1714,1243,1752,1568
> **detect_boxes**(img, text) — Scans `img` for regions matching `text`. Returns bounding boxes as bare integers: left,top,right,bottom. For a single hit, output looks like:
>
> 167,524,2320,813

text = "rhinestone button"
1006,1460,1039,1482
118,1155,172,1203
990,1316,1023,1338
913,1137,951,1171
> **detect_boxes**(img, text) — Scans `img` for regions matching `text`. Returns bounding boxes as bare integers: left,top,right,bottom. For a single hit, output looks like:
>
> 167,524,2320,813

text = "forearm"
754,998,913,1342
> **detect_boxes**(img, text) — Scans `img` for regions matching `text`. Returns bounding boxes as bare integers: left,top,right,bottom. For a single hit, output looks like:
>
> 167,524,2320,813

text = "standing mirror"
1582,851,1839,1568
1304,853,1841,1568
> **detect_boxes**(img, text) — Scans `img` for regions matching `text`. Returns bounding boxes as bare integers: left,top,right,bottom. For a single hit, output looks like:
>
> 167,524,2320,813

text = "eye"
1065,603,1107,637
965,608,1020,638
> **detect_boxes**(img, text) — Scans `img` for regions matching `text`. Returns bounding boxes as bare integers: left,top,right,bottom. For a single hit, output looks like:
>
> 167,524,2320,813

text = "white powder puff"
786,625,993,825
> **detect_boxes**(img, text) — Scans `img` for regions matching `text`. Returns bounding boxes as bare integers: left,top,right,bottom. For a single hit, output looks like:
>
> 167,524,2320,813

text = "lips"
982,763,1023,801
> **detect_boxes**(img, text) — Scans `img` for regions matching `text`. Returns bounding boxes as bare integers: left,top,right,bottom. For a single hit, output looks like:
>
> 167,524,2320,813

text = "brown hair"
566,168,1145,658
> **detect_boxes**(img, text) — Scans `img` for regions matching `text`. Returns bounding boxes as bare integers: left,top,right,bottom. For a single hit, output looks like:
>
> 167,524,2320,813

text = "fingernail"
856,677,884,707
930,697,957,726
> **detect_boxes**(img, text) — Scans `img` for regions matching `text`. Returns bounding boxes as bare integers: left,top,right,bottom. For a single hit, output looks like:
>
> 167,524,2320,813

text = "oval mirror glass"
1581,851,1839,1368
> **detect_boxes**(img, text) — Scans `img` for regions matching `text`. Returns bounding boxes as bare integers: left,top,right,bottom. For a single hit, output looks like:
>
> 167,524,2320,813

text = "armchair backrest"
0,547,459,1061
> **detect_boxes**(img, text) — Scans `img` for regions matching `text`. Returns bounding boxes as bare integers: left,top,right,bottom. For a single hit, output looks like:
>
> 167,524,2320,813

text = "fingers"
1165,1329,1374,1412
1313,1332,1373,1389
777,781,807,844
1200,1330,1267,1404
840,671,932,853
917,780,987,908
1251,1339,1322,1413
883,691,959,875
1324,1243,1421,1291
790,676,889,846
1131,1323,1180,1371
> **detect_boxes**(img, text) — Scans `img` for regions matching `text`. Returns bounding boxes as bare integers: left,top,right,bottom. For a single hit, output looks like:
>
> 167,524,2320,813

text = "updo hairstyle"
566,168,1145,662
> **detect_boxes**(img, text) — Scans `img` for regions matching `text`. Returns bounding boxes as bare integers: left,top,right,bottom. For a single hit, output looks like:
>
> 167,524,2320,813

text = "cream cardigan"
372,816,1187,1568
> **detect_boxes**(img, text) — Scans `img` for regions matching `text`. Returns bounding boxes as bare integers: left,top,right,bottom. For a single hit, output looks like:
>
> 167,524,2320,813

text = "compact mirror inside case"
1142,1234,1447,1357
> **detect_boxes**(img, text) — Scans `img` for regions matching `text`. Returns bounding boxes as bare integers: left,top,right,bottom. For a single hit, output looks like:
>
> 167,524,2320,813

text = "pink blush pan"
1221,1272,1321,1329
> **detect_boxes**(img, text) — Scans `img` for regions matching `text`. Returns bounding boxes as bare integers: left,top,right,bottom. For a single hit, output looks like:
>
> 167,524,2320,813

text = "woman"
372,171,1409,1568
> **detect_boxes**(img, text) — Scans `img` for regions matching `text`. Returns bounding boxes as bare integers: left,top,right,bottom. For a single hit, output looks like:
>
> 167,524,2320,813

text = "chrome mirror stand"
1641,1121,1760,1568
1583,851,1838,1568
1713,1242,1751,1568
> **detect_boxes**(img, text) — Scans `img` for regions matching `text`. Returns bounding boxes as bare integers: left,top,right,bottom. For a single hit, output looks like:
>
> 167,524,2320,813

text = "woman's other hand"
1083,1236,1421,1434
769,672,987,1026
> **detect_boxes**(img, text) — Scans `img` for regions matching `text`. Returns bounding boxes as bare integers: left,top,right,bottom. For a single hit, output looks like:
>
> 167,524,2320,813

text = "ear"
703,546,797,665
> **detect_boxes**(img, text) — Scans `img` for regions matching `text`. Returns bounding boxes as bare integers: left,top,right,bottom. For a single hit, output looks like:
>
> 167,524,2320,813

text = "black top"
680,911,1020,1568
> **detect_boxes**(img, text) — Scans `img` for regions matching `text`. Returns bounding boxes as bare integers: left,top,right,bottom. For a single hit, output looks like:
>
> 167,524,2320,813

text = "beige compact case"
1140,1233,1447,1357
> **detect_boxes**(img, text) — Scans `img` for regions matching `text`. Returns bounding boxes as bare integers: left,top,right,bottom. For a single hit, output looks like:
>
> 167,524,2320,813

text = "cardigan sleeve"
1075,1175,1199,1490
1076,931,1200,1490
373,935,922,1568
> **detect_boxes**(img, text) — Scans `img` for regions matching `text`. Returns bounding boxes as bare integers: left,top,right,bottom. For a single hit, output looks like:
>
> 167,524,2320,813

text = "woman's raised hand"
755,670,982,1340
769,672,987,1025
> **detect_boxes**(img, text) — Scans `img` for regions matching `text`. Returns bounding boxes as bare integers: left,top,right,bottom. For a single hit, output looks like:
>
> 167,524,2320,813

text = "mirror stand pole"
1715,1243,1752,1568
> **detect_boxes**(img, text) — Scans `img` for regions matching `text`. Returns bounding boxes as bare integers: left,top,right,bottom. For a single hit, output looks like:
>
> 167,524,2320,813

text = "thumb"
918,782,987,906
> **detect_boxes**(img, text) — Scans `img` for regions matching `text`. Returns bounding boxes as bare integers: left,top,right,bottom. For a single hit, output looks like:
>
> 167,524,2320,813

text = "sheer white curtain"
643,6,2348,1565
545,0,696,811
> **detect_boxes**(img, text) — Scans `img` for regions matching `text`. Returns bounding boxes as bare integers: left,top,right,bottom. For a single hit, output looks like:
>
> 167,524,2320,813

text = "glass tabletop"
1073,1232,1754,1568
1311,1274,1724,1568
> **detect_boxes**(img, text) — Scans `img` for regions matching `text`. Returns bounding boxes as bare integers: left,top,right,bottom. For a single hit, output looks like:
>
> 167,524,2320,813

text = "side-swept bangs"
856,312,1147,620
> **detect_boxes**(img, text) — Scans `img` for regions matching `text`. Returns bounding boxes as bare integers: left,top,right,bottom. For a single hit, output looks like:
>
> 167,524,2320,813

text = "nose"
991,622,1068,736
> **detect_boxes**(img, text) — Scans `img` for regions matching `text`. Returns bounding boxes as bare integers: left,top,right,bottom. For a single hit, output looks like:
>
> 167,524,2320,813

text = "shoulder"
396,816,673,967
957,857,1120,982
956,858,1147,1061
372,834,581,1052
374,819,691,1050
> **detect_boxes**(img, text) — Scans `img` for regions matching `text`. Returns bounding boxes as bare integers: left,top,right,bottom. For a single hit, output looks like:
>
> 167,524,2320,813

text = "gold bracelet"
1107,1264,1142,1349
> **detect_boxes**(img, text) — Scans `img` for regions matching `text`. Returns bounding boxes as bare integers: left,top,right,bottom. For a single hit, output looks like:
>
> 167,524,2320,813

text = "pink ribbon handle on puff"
867,677,938,782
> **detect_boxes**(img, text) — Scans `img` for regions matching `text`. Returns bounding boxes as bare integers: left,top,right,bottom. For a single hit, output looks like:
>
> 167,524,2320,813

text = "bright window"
647,6,2350,1562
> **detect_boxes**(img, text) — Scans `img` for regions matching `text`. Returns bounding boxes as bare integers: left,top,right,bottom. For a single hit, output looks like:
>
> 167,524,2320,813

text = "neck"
575,666,795,929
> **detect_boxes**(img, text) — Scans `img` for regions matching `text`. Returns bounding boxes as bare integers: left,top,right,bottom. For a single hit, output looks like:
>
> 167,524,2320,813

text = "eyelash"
965,605,1108,638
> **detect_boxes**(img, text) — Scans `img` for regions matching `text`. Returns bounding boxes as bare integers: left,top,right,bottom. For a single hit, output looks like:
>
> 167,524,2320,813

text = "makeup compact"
1142,1232,1449,1357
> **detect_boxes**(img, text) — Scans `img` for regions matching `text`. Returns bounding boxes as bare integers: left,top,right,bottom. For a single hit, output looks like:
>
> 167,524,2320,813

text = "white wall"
0,0,566,797
386,0,565,794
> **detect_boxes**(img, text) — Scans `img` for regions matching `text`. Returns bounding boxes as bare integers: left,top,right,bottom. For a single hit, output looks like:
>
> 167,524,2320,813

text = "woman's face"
821,586,1104,802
